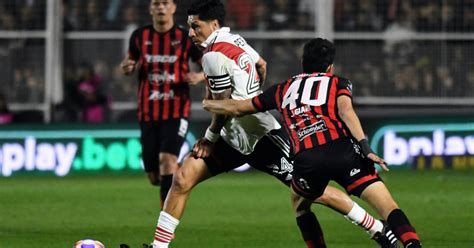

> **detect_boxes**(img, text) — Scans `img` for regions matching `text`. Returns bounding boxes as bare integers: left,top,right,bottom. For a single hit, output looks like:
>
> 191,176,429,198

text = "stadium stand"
0,0,473,123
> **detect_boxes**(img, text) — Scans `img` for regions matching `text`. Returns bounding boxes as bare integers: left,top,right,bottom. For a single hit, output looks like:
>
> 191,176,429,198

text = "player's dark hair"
302,38,335,73
188,0,225,26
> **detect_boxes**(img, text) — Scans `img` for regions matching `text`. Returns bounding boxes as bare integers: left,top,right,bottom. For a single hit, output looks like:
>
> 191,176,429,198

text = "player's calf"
387,209,422,248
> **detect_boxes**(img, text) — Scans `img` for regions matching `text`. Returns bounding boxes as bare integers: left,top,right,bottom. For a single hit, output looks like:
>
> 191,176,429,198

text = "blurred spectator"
0,92,13,124
12,68,44,103
82,0,103,30
415,1,441,31
62,0,76,31
466,71,474,97
435,65,455,97
226,0,258,30
296,0,315,30
266,0,295,30
76,63,110,123
0,5,16,30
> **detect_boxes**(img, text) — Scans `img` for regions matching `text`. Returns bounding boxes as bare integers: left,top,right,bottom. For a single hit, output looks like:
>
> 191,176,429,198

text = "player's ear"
326,64,334,73
170,1,176,14
210,19,220,31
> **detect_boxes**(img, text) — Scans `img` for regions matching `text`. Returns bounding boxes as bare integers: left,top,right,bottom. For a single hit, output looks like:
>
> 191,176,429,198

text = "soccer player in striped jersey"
120,0,204,207
148,1,401,248
203,38,422,248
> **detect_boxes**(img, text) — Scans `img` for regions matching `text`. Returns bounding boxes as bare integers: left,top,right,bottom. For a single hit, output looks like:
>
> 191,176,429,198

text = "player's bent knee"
291,191,312,216
313,193,331,205
159,153,179,174
171,169,196,194
147,172,161,186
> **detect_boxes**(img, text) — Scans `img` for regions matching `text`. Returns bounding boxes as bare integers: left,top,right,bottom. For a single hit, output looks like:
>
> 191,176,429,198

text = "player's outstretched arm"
337,95,389,171
202,98,257,117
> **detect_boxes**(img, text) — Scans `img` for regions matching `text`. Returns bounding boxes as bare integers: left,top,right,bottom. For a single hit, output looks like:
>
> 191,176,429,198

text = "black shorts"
291,137,381,200
140,119,188,172
203,129,294,185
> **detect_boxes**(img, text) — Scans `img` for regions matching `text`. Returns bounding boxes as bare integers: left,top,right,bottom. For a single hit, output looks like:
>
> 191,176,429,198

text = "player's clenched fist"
120,57,137,75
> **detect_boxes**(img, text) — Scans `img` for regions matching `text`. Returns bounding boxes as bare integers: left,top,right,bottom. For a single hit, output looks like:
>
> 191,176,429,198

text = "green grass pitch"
1,169,473,248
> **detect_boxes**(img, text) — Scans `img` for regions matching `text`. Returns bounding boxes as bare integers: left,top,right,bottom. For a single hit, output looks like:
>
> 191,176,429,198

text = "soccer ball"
73,239,105,248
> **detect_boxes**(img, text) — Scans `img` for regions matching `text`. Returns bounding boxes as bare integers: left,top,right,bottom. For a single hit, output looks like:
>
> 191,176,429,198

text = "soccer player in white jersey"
147,1,398,247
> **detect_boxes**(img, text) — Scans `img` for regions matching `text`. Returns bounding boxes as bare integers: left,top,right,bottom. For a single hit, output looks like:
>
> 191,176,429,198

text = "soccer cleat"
119,244,130,248
372,221,399,248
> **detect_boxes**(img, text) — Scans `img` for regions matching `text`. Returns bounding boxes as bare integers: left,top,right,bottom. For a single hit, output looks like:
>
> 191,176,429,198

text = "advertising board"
371,122,474,169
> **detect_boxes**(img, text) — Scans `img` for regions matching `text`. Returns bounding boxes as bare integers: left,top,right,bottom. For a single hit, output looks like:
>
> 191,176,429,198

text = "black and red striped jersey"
128,25,202,122
252,72,353,155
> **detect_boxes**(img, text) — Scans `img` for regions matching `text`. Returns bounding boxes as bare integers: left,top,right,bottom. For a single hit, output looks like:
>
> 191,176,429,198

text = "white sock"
344,202,383,236
153,211,180,248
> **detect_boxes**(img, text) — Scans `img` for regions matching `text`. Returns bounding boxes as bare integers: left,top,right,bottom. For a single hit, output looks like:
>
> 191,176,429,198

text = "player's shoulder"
130,24,153,36
210,30,244,48
175,25,190,35
334,75,351,85
316,72,351,85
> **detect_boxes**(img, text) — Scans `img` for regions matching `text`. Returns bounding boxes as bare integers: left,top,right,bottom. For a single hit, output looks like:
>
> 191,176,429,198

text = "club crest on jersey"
350,168,361,177
296,119,328,140
171,40,181,47
291,105,311,117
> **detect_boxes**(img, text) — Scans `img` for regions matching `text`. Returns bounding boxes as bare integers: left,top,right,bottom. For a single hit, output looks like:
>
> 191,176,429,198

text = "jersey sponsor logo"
145,54,178,63
148,73,176,83
148,90,174,100
291,105,311,117
289,115,312,129
296,119,328,140
350,168,361,177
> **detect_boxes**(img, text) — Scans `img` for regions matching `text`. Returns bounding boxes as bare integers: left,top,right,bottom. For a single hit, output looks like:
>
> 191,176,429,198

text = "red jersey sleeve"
337,77,353,98
251,84,279,112
128,29,141,61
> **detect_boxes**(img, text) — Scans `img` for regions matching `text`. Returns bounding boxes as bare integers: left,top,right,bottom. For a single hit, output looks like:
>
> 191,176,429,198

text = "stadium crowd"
1,0,473,32
0,0,473,123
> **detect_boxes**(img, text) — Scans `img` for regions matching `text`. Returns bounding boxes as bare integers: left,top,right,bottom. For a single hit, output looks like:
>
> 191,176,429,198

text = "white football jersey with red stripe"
201,27,280,155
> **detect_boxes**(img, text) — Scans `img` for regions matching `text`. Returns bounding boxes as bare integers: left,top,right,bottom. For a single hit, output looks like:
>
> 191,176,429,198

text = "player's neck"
153,20,174,33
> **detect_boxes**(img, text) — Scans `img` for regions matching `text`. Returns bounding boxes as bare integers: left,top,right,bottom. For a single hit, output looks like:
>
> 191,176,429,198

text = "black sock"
160,174,173,208
296,212,326,248
387,209,421,247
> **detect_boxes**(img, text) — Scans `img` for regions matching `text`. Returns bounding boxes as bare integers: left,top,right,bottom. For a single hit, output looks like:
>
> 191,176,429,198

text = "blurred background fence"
0,0,473,123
